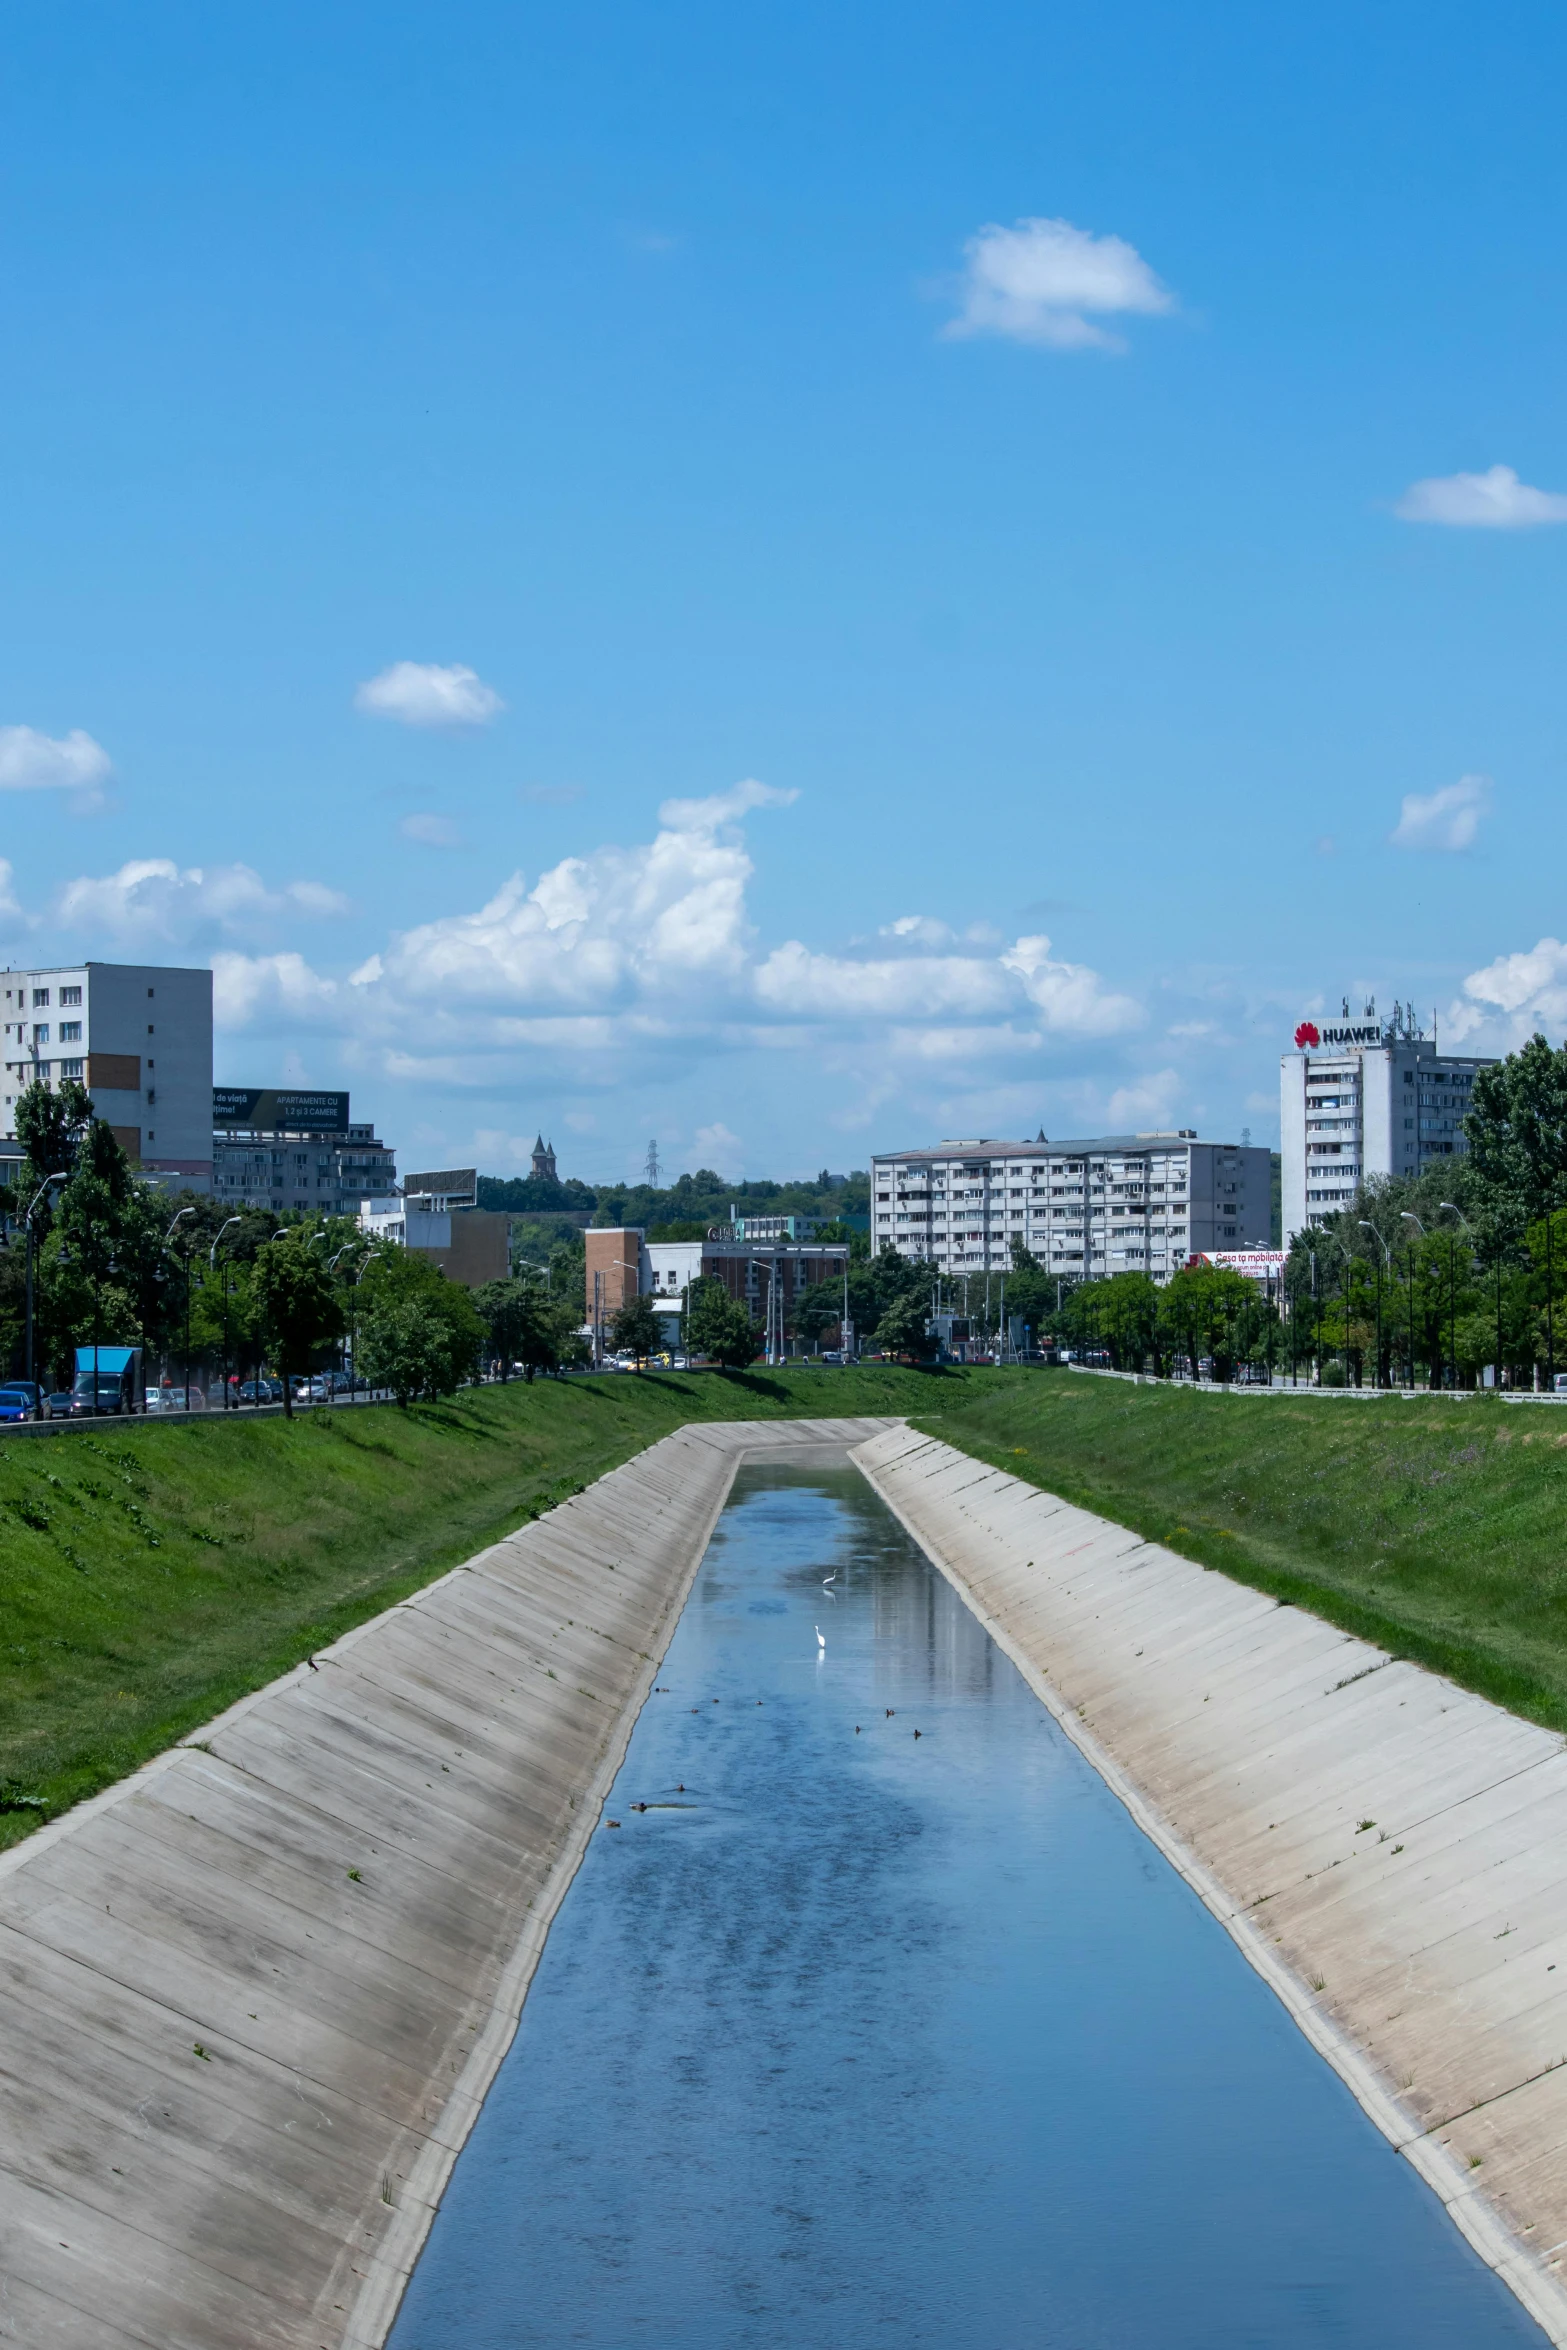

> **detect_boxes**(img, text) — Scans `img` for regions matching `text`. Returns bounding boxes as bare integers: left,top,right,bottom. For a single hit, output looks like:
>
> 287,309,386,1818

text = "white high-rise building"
1280,999,1499,1243
870,1132,1271,1281
1,960,214,1194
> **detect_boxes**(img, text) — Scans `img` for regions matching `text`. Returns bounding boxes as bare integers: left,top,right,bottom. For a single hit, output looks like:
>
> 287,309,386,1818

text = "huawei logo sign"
1294,1021,1320,1049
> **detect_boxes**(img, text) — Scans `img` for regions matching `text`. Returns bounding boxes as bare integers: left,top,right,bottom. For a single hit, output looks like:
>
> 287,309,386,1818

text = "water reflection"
388,1462,1544,2349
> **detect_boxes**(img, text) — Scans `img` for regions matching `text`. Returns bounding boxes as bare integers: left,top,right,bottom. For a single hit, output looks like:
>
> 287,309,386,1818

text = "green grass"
10,1360,1567,1850
910,1370,1567,1734
0,1364,932,1844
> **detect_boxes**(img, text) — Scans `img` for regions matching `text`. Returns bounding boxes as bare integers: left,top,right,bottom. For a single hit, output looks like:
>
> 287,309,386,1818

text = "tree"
874,1291,935,1361
354,1246,485,1403
252,1234,342,1417
795,1280,844,1350
1091,1272,1160,1372
14,1076,93,1195
683,1275,758,1369
474,1277,532,1378
608,1292,664,1367
1157,1263,1258,1382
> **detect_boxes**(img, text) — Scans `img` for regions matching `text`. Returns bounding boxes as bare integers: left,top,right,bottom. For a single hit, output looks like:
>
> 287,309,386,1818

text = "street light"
1358,1221,1391,1388
164,1206,197,1407
210,1218,242,1407
20,1173,67,1416
1400,1213,1426,1390
1438,1203,1474,1393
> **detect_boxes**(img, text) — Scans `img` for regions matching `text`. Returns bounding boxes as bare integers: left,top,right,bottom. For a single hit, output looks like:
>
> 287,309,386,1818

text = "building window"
60,1059,83,1079
60,986,81,1007
60,1021,81,1042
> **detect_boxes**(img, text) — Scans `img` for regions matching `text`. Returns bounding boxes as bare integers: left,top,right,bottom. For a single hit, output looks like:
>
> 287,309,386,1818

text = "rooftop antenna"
1241,1126,1251,1149
644,1138,661,1186
1341,995,1350,1017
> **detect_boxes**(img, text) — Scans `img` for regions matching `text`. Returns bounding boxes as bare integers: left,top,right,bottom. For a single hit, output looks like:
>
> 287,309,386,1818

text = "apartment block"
212,1088,396,1220
1280,1002,1499,1242
870,1132,1271,1281
2,960,213,1192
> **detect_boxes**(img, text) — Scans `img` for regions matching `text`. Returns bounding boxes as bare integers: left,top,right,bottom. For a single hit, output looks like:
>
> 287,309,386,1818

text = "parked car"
293,1374,333,1402
143,1385,206,1414
819,1350,844,1365
0,1385,37,1422
237,1377,273,1404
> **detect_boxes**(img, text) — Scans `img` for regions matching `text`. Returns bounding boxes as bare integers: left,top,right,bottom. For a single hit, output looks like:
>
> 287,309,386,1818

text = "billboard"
1193,1249,1288,1282
213,1088,350,1133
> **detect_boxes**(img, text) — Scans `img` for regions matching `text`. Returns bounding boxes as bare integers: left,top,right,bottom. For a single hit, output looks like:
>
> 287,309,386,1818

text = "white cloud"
1394,465,1567,529
354,661,504,728
51,859,349,944
693,1122,744,1176
1389,773,1491,852
399,813,465,849
1106,1068,1181,1129
211,949,342,1030
944,216,1174,352
0,725,112,805
202,785,1148,1146
1447,937,1567,1047
656,778,796,832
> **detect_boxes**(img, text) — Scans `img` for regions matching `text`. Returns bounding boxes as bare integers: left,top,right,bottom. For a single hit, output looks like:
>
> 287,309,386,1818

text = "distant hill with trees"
477,1162,869,1228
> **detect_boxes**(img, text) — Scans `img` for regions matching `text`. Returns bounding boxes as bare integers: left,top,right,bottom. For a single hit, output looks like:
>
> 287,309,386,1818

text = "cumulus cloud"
354,661,504,728
203,784,1146,1142
211,950,343,1031
51,859,349,944
1107,1068,1181,1129
0,725,112,805
656,778,796,832
944,216,1174,351
399,813,465,849
1389,773,1491,852
1394,465,1567,529
1444,938,1567,1048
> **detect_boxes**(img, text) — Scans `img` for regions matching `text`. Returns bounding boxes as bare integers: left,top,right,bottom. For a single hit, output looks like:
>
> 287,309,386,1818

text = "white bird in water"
815,1624,826,1655
822,1570,837,1600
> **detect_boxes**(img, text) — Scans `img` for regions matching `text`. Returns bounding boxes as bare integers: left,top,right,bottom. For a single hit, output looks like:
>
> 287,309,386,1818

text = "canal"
388,1456,1545,2348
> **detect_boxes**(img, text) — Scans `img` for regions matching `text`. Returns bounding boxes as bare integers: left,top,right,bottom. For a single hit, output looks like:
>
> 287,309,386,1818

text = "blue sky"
4,0,1567,1182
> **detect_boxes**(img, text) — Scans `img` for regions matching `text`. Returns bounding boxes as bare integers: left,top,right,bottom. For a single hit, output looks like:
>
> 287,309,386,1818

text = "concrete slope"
0,1413,894,2350
854,1423,1567,2346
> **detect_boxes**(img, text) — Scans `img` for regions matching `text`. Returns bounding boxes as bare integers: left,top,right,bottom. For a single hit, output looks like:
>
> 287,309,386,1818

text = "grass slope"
914,1371,1567,1733
10,1361,1567,1850
0,1364,927,1845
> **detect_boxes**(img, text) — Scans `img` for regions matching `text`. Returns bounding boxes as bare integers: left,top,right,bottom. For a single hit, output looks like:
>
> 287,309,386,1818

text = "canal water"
388,1458,1545,2349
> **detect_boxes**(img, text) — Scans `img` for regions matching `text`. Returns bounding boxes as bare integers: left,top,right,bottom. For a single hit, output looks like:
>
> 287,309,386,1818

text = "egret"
815,1625,826,1654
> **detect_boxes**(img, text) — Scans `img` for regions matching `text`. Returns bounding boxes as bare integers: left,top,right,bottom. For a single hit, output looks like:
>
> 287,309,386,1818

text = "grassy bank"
11,1361,1567,1849
914,1371,1567,1734
0,1364,931,1845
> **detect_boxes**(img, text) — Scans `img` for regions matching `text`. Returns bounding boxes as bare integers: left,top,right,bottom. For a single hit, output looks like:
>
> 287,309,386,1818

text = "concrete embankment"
854,1423,1567,2344
0,1413,893,2350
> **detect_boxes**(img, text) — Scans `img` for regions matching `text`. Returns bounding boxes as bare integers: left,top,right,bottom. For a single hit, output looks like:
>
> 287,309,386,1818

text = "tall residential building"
869,1133,1270,1281
212,1088,396,1219
1280,1002,1499,1242
1,960,213,1193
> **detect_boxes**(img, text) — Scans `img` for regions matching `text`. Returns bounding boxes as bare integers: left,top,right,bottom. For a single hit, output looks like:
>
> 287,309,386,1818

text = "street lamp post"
209,1218,242,1407
21,1173,67,1416
162,1206,197,1407
1401,1213,1426,1390
1358,1221,1391,1388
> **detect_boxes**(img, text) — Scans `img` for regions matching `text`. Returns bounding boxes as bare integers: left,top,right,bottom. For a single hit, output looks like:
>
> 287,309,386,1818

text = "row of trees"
1001,1033,1567,1389
0,1078,596,1409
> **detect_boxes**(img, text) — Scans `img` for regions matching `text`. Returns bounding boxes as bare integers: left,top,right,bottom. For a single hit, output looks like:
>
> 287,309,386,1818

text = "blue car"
0,1386,38,1422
